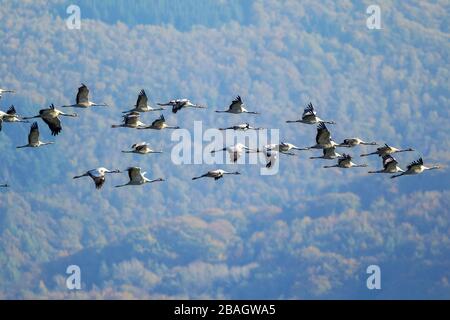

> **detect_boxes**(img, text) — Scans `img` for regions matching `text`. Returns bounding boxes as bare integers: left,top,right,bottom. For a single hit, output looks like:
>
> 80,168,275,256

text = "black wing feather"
42,117,62,136
6,105,16,115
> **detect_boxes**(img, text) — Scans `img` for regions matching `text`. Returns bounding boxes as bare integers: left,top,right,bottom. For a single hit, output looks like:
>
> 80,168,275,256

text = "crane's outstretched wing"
228,96,243,111
42,116,62,136
127,167,142,182
151,115,165,127
382,155,397,169
136,89,148,109
172,101,187,114
6,105,17,115
316,122,331,145
407,158,423,170
76,84,89,104
93,176,106,189
302,102,316,117
124,113,140,126
28,122,40,144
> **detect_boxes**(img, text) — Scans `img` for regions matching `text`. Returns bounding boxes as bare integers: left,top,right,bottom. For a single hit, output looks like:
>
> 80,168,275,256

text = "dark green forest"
0,0,449,299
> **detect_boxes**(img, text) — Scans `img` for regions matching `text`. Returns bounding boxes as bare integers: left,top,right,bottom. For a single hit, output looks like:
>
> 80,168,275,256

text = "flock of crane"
0,84,441,190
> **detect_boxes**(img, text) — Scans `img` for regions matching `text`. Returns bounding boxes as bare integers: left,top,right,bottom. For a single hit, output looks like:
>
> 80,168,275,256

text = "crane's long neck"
425,165,440,171
223,171,239,175
61,112,77,117
323,165,338,168
16,144,30,149
190,105,205,109
146,178,164,183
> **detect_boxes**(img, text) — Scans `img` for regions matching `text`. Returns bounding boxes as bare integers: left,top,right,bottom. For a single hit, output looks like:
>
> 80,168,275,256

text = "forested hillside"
0,0,449,299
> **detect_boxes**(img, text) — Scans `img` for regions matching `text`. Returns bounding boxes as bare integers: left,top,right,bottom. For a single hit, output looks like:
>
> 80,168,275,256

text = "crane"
391,158,441,179
215,96,259,114
286,102,335,125
192,169,240,180
23,104,77,136
16,122,54,148
115,167,164,187
62,84,108,108
123,89,164,113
